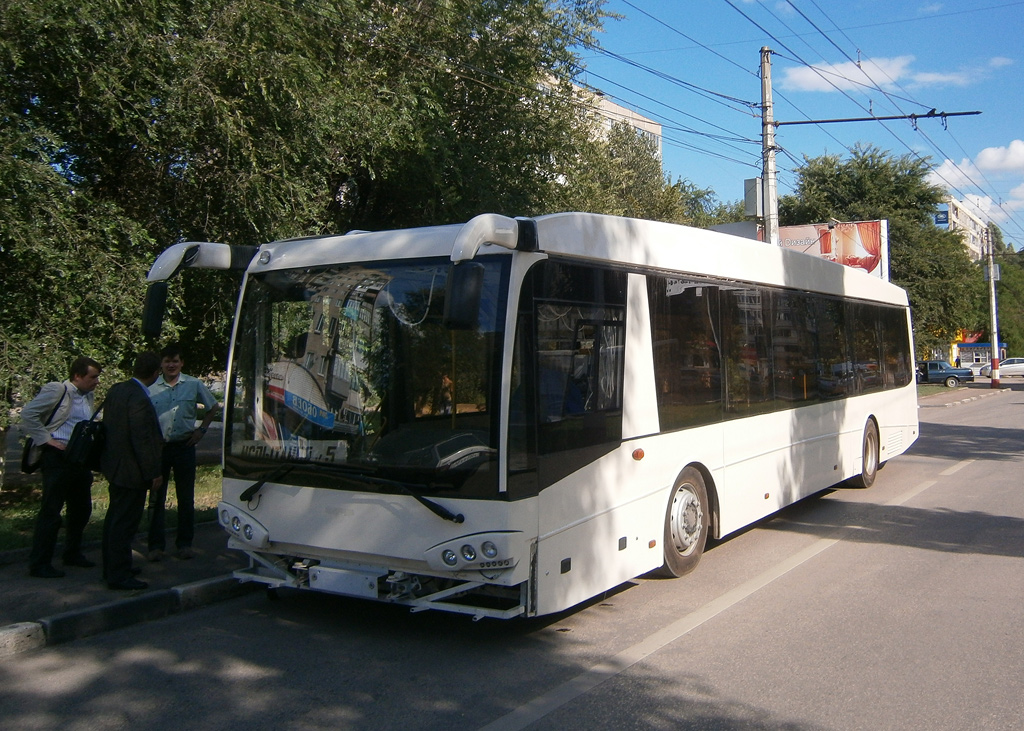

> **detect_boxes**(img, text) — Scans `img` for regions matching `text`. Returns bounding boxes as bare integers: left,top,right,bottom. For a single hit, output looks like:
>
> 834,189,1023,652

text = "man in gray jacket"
22,356,102,578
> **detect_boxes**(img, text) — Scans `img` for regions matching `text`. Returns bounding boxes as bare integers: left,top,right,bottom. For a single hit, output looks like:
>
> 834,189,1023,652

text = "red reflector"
632,448,645,461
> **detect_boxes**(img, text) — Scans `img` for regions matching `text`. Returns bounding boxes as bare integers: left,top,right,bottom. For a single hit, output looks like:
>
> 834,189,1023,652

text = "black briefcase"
65,405,105,471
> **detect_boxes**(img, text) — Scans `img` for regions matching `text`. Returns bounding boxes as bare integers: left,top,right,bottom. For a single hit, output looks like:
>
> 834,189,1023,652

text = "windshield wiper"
239,464,296,502
389,480,465,524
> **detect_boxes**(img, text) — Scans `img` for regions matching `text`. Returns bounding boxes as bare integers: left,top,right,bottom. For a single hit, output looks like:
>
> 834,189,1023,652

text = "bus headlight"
425,532,523,573
217,501,270,549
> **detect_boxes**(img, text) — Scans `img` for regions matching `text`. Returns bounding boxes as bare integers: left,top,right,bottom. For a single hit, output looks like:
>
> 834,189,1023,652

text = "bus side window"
531,261,626,456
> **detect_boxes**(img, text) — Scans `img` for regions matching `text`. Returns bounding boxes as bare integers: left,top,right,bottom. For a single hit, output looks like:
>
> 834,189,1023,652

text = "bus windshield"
225,256,509,498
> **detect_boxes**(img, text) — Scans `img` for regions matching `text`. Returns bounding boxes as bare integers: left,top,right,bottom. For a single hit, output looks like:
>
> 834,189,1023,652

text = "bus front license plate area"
308,566,385,598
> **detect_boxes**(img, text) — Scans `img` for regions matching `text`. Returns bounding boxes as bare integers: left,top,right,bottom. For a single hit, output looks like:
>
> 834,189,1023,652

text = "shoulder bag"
20,385,69,474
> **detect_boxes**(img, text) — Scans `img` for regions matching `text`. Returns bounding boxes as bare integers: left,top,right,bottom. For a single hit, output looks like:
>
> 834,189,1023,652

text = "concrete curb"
0,574,257,658
943,387,1010,407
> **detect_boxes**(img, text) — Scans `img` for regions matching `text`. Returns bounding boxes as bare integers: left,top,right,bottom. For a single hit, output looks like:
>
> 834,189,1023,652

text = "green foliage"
0,0,607,427
981,225,1024,356
564,121,742,226
779,144,985,356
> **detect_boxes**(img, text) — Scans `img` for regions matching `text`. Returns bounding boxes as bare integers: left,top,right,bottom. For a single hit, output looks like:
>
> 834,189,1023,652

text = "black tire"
944,376,959,388
655,467,709,578
848,420,879,488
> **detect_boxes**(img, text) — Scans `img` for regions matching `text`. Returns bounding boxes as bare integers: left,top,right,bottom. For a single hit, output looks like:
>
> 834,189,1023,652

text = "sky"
580,0,1024,248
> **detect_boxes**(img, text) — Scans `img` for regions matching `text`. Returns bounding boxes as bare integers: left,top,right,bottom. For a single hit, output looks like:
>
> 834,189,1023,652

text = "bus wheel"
848,420,879,488
656,467,709,578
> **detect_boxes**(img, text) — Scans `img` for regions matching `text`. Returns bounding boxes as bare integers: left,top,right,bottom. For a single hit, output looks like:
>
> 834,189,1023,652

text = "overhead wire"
789,0,1024,242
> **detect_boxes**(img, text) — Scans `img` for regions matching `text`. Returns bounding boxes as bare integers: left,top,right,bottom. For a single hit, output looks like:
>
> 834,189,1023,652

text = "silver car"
980,357,1024,377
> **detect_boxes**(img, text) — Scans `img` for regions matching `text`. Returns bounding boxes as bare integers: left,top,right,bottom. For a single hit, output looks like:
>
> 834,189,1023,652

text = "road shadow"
909,419,1024,462
758,486,1024,559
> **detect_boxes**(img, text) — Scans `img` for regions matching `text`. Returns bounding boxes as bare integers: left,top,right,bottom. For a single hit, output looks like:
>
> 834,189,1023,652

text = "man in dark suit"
100,352,164,590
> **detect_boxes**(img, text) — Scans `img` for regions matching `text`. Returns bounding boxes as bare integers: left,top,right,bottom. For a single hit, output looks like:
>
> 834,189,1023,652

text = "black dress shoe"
63,554,97,568
30,565,66,578
108,578,149,590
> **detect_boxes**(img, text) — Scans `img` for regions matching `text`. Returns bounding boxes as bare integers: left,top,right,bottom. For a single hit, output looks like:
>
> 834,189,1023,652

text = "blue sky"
581,0,1024,247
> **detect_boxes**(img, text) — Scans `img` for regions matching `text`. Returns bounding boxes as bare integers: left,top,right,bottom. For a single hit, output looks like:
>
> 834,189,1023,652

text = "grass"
0,465,222,553
916,382,967,398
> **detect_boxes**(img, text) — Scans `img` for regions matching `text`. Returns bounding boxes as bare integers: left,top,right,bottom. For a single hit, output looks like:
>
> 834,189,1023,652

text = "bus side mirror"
142,281,169,339
443,262,484,330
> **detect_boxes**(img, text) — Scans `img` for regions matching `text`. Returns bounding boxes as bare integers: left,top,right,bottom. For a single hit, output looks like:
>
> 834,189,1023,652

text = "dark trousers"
29,446,93,570
102,484,147,584
147,440,197,551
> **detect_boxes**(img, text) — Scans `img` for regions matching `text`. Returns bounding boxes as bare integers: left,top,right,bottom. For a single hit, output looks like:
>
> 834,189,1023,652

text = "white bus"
145,212,919,619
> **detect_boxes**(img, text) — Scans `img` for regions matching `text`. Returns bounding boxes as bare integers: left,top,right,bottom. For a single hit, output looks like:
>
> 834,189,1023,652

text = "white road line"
939,459,975,477
480,477,945,731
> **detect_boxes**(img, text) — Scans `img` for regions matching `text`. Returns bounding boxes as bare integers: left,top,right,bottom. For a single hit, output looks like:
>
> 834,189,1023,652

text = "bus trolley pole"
986,228,1000,387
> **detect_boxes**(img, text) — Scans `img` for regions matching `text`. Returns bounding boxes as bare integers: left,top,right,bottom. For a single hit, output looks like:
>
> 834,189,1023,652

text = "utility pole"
757,47,979,250
986,227,1001,387
760,47,779,247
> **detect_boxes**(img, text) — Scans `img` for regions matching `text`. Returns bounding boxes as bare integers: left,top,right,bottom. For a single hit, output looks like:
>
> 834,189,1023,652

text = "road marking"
939,459,975,477
480,538,839,731
480,476,946,731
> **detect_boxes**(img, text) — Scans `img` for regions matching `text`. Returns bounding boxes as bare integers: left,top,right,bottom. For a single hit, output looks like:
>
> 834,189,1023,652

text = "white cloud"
780,54,995,92
780,56,911,92
928,158,980,189
918,4,944,14
975,140,1024,173
962,194,992,220
989,57,1013,68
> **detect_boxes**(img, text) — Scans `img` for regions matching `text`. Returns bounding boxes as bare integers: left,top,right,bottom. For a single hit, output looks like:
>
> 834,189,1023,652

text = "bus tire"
656,467,709,578
848,419,879,488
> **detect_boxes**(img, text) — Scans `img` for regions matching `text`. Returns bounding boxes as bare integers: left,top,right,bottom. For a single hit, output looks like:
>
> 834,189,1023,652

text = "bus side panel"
534,464,665,616
534,425,724,615
719,407,848,536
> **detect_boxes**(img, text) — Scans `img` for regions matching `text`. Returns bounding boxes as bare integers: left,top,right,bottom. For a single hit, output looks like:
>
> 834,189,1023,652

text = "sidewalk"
0,520,252,657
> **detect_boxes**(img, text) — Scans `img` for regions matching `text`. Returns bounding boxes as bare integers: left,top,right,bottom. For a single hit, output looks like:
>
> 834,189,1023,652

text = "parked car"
916,360,975,387
980,357,1024,378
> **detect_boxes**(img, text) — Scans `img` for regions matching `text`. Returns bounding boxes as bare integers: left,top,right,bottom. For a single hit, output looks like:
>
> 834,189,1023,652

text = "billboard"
777,220,889,280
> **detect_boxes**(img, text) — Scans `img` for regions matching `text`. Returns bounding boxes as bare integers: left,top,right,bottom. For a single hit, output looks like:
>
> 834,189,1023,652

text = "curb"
943,387,1010,407
0,574,256,658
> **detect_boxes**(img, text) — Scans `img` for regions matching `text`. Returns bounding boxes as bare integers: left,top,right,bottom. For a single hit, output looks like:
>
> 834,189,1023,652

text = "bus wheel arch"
655,464,714,578
848,417,880,488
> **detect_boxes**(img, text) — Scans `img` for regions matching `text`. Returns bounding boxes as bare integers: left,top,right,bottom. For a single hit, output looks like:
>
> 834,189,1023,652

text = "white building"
581,87,662,158
945,196,987,261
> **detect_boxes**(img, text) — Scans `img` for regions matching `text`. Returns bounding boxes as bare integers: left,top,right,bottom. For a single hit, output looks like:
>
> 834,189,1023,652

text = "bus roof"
230,212,907,307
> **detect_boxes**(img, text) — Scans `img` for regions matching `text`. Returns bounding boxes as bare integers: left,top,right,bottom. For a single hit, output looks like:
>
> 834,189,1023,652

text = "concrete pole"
761,47,779,247
986,228,1000,387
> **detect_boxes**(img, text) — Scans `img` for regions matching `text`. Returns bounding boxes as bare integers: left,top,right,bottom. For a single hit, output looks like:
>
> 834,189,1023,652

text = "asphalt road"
1,387,1021,730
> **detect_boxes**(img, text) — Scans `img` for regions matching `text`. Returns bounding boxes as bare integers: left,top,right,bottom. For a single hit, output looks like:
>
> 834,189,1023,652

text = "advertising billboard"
777,220,889,280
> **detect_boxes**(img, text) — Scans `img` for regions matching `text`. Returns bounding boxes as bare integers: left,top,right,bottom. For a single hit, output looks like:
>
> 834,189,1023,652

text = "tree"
779,144,985,356
985,223,1024,356
563,121,742,226
0,1,606,413
2,0,624,488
